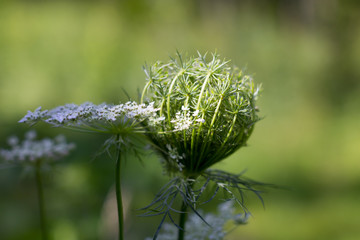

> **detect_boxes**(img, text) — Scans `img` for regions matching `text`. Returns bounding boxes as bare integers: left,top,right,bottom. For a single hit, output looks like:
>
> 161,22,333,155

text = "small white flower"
0,131,75,164
25,130,37,140
7,136,19,146
196,118,205,123
181,105,189,111
19,107,48,124
166,144,185,171
170,109,205,131
19,101,160,134
192,110,199,117
148,116,166,126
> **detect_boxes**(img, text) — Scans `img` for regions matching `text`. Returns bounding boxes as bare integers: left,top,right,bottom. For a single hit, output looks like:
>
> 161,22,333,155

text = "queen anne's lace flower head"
0,130,75,164
141,52,261,177
170,107,205,132
19,101,163,134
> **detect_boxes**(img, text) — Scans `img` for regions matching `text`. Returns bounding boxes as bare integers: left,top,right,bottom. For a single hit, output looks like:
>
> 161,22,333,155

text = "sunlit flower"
170,107,205,131
19,101,162,135
141,52,260,177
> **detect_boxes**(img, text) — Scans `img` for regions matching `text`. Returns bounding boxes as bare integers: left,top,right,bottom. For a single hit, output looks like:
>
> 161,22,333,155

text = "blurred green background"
1,0,360,239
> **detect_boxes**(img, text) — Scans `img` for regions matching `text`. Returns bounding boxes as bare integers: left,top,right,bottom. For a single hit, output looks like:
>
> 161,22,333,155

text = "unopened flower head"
141,52,261,177
0,130,75,164
19,101,162,135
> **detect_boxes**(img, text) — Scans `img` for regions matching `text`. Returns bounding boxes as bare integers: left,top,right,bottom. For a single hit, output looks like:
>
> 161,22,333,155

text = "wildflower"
140,52,268,240
170,108,204,131
149,116,166,126
0,130,75,164
19,107,48,125
141,52,260,177
0,131,75,240
19,101,162,134
19,101,163,240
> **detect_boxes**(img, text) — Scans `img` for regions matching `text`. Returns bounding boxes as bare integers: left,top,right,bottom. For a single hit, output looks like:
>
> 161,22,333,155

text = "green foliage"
140,169,270,239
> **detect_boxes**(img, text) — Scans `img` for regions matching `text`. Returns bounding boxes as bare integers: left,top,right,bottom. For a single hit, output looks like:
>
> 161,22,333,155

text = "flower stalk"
115,134,124,240
177,201,188,240
0,131,75,240
35,161,49,240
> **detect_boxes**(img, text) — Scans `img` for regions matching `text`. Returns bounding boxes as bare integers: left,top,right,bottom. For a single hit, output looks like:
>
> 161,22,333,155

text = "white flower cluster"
0,131,75,163
166,144,185,171
170,106,205,131
145,201,248,240
148,116,166,126
95,101,161,122
19,101,163,130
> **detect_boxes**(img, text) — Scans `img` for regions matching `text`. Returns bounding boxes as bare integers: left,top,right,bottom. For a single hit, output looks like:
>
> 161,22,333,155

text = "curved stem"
177,201,188,240
141,79,152,104
166,71,182,125
35,163,49,240
115,135,124,240
195,73,211,110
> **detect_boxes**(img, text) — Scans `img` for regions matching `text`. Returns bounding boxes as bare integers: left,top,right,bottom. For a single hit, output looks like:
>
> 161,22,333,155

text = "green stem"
177,201,188,240
141,78,152,103
35,162,49,240
178,179,196,240
115,135,124,240
207,114,238,165
183,96,190,151
166,71,183,125
194,97,223,172
195,72,211,110
190,72,211,168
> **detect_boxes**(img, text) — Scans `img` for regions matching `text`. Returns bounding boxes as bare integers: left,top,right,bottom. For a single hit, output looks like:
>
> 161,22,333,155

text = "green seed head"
142,52,261,177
